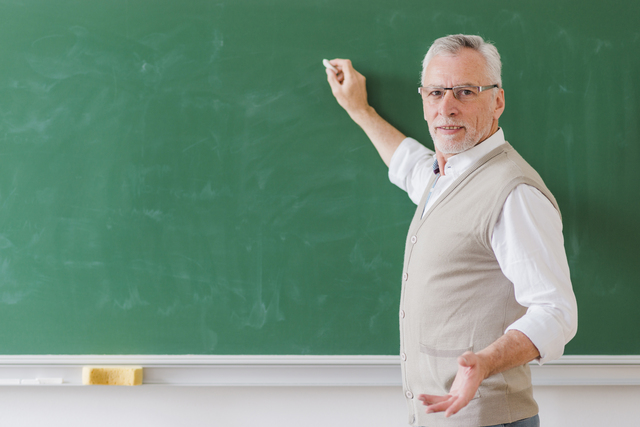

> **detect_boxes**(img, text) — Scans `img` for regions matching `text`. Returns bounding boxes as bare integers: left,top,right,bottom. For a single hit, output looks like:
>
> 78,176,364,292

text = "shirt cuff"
506,306,569,365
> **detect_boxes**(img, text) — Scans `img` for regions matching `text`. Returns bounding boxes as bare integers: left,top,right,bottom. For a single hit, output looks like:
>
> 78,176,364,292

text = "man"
325,35,578,427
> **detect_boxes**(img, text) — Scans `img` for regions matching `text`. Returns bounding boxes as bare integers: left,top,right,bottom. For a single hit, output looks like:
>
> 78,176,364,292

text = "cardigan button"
405,391,414,399
410,235,417,244
400,310,405,318
403,272,408,281
401,352,407,361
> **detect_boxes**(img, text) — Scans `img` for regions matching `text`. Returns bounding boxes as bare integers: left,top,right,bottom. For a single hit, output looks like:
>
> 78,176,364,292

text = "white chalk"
36,378,64,385
323,59,338,73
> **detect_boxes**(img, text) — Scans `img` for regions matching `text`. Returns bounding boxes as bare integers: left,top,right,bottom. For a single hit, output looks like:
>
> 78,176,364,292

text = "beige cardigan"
399,143,559,426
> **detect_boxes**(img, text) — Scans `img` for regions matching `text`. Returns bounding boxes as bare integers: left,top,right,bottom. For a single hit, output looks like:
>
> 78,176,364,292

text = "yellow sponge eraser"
82,366,143,386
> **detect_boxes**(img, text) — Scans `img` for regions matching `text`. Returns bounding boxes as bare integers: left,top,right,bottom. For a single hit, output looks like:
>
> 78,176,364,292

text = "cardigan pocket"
419,343,482,399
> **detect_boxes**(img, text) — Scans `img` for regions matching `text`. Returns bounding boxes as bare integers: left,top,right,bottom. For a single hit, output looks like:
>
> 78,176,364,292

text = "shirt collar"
439,128,506,179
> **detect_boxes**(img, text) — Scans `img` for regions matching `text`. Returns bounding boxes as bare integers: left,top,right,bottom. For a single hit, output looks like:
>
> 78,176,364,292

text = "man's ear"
493,88,505,121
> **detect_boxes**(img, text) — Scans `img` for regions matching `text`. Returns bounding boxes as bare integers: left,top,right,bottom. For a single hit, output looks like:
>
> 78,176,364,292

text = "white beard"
429,106,495,154
431,126,481,154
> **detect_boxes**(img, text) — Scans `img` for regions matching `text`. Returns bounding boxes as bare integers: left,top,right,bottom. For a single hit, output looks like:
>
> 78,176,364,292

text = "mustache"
432,120,466,127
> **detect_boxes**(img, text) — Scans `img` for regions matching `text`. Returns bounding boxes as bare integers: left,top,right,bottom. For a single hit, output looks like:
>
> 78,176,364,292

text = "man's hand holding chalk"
324,58,371,121
323,57,404,166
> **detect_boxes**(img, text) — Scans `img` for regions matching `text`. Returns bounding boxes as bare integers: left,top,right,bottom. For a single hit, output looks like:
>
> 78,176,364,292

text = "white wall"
1,385,639,427
535,386,640,426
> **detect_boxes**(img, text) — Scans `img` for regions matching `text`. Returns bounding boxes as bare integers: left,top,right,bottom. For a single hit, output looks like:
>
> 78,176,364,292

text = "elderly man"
325,35,577,427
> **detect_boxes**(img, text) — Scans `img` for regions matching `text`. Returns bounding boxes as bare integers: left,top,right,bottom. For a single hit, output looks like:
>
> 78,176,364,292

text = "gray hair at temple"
421,34,502,88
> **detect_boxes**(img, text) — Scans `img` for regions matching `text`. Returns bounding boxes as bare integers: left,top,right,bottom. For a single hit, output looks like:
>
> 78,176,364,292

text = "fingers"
418,394,449,403
426,399,454,414
326,67,341,90
419,394,467,418
329,58,352,75
444,396,468,418
326,69,344,84
324,60,349,99
325,59,346,85
325,58,366,95
419,394,455,415
327,58,356,79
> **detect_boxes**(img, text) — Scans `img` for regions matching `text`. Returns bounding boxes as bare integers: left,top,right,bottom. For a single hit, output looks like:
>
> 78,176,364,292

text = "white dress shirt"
388,129,578,364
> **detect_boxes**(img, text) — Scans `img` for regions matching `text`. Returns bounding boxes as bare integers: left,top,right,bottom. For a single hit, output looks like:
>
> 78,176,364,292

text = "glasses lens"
453,87,479,101
420,87,445,103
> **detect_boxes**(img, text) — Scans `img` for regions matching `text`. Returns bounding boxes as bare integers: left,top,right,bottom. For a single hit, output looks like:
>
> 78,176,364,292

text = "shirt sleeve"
492,184,578,364
388,137,435,205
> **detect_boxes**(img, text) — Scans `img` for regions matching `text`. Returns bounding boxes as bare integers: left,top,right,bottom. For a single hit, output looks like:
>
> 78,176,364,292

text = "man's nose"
438,90,460,116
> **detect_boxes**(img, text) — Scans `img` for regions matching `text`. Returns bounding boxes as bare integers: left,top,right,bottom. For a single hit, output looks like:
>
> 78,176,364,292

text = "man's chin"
434,138,473,155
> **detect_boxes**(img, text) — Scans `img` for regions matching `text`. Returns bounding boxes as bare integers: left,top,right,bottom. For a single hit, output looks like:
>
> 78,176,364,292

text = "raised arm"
325,59,405,167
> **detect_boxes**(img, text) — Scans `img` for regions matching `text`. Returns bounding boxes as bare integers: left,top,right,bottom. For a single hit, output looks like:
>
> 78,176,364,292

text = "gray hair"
421,34,502,87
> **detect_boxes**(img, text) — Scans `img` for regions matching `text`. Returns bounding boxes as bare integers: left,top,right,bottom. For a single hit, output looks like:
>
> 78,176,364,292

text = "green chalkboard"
0,0,638,355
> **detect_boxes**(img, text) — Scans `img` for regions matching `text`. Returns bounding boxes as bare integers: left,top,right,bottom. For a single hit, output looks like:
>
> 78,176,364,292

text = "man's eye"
429,90,443,97
457,89,477,98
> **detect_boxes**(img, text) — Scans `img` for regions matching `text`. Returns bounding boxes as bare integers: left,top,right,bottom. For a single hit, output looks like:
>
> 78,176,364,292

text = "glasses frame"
418,84,500,102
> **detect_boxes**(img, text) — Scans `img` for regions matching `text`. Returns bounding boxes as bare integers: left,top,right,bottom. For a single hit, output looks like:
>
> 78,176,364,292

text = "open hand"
418,351,486,418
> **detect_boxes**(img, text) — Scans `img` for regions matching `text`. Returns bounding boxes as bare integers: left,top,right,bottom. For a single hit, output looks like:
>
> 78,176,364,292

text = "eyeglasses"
418,84,499,103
